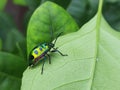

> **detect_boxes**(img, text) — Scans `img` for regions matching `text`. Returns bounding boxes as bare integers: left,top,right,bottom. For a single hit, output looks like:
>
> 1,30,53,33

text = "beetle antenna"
50,28,53,43
53,32,63,45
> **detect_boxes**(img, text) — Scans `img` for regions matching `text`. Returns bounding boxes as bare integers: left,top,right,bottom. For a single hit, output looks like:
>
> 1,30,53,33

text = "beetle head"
28,54,34,66
49,43,54,48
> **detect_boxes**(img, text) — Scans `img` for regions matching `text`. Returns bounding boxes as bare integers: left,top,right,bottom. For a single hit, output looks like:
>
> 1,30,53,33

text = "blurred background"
1,0,120,53
0,0,120,90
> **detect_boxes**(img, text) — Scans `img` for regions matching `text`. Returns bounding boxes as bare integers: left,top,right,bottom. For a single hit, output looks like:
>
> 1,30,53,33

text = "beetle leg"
46,54,51,64
51,48,68,56
54,47,58,49
41,57,46,74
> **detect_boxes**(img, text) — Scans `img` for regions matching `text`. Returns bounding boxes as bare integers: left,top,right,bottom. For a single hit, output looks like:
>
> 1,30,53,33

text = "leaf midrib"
90,0,103,90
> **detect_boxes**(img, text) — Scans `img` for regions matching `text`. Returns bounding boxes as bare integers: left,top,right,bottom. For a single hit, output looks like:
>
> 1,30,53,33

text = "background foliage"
0,0,120,90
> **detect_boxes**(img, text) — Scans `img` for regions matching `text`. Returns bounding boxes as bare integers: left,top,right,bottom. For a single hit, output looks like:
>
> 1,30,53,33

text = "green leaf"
27,1,79,54
16,39,27,59
0,12,16,41
67,0,98,27
103,1,120,31
4,29,25,54
22,0,120,90
67,0,87,27
0,39,2,50
0,0,7,11
0,12,15,30
13,0,27,6
0,52,27,90
0,12,26,56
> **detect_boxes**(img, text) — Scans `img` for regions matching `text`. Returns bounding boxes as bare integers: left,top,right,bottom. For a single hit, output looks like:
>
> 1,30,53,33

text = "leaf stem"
95,0,103,57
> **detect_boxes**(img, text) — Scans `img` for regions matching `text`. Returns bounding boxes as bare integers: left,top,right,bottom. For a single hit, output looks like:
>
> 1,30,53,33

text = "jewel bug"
28,32,67,74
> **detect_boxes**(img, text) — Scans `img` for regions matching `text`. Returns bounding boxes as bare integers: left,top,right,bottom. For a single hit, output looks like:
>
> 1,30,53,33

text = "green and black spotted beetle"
28,32,67,74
